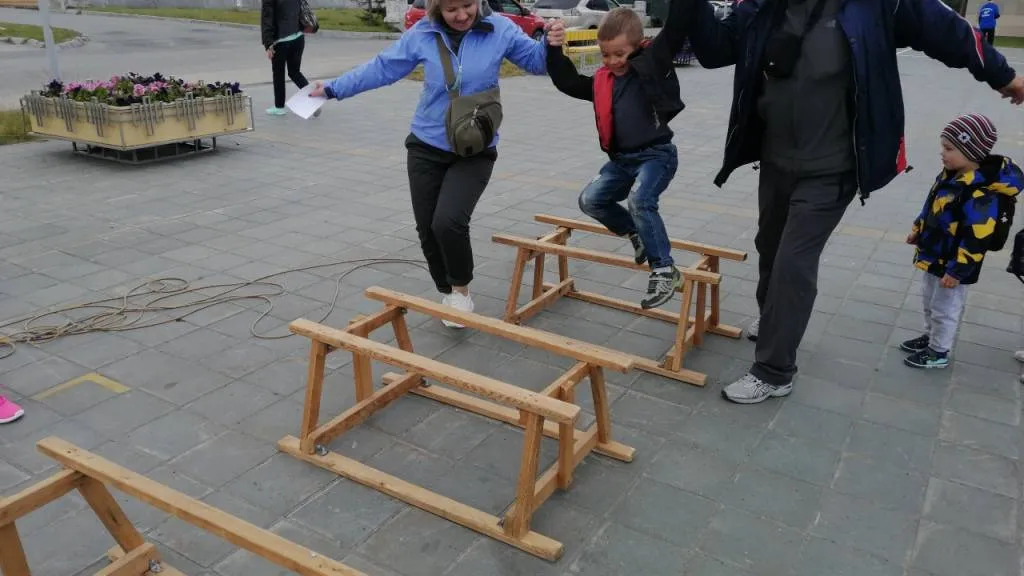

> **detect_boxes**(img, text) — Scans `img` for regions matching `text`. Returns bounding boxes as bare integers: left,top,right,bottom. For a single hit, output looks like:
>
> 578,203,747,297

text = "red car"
405,0,547,40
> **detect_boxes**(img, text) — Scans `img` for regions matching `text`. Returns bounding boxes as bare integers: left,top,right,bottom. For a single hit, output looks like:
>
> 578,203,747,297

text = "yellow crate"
20,92,253,151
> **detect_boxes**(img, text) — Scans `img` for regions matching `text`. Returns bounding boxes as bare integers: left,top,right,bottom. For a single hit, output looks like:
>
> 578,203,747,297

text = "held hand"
266,47,274,60
546,20,566,47
309,81,326,98
999,76,1024,105
940,273,960,289
906,231,918,245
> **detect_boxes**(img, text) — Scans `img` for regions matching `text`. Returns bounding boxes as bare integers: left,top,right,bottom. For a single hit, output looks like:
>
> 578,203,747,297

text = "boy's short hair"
597,7,644,45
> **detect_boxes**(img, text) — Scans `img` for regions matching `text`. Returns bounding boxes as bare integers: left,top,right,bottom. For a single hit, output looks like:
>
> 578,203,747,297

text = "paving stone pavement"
2,47,1024,576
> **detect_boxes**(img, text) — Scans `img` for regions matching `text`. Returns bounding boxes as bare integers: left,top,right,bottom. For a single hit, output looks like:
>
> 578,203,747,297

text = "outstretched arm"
647,0,690,67
504,22,548,75
894,0,1019,95
322,32,420,100
683,0,739,68
546,44,595,101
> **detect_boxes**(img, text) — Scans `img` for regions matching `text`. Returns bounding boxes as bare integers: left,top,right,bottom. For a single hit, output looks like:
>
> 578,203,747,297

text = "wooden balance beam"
280,287,638,561
492,214,748,387
0,437,364,576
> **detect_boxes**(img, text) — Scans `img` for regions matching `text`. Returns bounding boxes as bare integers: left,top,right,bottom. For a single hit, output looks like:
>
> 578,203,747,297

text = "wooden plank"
0,522,30,576
512,278,574,325
383,373,634,463
37,438,365,576
94,542,158,576
362,288,633,373
534,214,748,261
588,366,612,444
348,319,374,402
526,425,600,515
0,469,84,526
290,319,580,424
531,254,546,299
631,356,707,386
279,436,564,561
311,372,422,447
78,477,147,552
694,281,707,346
505,248,529,321
344,305,402,337
539,362,590,399
299,340,330,454
667,280,696,372
506,414,544,537
107,546,186,576
708,256,721,327
392,313,414,353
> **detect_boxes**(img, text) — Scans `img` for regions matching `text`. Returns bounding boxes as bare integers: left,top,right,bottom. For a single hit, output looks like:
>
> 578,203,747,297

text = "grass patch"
0,110,32,146
0,21,80,43
995,36,1024,49
88,7,394,33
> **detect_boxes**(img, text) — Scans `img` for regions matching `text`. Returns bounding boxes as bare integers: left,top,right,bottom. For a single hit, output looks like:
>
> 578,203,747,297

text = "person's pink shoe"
0,395,24,424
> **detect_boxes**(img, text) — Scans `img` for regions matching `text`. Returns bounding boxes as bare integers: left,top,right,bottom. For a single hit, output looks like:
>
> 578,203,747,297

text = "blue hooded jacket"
323,14,547,152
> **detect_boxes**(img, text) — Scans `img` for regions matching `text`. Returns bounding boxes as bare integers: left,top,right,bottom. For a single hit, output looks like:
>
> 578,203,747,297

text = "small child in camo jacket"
902,113,1022,369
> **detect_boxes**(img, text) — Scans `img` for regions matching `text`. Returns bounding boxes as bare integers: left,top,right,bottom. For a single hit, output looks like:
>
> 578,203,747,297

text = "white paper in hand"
286,84,326,119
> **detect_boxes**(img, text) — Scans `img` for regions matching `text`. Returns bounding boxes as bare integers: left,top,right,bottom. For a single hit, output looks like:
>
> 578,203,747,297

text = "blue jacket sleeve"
947,190,998,280
893,0,1016,90
684,0,739,69
324,32,421,100
503,21,547,75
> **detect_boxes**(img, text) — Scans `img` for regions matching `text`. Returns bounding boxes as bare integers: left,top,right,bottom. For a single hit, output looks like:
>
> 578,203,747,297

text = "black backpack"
956,157,1017,252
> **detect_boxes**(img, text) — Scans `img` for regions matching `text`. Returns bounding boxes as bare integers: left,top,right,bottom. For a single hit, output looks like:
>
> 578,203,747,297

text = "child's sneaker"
628,233,647,265
1014,350,1024,363
640,267,681,310
900,334,931,353
904,347,949,369
0,395,25,424
441,291,474,329
266,107,287,116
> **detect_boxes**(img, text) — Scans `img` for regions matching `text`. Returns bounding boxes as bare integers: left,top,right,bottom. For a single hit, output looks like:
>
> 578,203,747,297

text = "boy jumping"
545,5,687,309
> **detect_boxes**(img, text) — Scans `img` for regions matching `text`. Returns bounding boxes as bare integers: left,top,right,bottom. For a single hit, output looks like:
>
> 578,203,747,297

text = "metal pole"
37,0,61,81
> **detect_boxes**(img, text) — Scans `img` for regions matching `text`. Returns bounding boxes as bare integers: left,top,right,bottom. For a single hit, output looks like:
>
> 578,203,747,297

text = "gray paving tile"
831,453,929,513
861,392,941,437
922,477,1016,543
812,490,918,565
846,420,934,474
698,506,803,576
168,430,276,489
910,521,1018,576
567,521,689,576
645,445,740,501
939,411,1018,460
609,391,693,438
214,519,351,576
608,477,718,548
788,376,866,418
750,431,841,486
289,480,403,548
792,536,903,576
126,409,227,461
222,453,338,516
930,441,1018,499
728,464,823,531
185,379,281,427
358,508,479,576
770,401,852,451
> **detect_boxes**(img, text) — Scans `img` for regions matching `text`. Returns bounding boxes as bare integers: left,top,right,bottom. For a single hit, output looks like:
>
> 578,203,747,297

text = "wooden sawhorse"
0,437,363,576
279,286,636,561
493,214,748,387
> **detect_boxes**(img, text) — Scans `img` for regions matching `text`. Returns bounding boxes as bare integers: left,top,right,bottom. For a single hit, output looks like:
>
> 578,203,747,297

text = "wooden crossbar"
36,437,365,576
493,215,748,387
289,318,579,424
0,469,84,526
363,286,634,373
281,289,637,561
534,214,748,261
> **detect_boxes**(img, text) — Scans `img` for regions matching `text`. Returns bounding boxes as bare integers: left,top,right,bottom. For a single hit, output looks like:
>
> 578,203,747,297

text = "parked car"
405,0,547,39
532,0,624,29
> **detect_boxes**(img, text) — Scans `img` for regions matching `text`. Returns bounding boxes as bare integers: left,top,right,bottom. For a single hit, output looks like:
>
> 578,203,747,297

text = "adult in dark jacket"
261,0,317,116
682,0,1024,404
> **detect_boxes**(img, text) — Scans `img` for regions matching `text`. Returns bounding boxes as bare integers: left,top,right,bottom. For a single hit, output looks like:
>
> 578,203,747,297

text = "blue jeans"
578,144,678,269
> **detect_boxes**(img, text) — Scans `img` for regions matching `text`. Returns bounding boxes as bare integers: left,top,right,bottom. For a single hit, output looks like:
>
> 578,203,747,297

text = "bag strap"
434,33,459,99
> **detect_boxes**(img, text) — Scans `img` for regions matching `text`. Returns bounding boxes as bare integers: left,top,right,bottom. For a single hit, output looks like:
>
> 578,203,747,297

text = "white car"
532,0,627,29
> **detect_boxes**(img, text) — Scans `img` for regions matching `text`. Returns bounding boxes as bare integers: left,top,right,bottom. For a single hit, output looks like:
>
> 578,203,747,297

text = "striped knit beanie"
941,113,997,163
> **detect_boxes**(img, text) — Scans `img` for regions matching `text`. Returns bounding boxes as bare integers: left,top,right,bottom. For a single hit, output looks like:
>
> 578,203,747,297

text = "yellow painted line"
32,372,129,401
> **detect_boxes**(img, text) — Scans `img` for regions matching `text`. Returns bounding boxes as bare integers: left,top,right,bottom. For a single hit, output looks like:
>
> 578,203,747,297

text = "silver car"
532,0,625,29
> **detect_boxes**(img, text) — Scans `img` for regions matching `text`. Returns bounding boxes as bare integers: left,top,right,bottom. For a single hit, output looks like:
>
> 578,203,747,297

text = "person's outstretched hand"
546,20,566,47
1000,76,1024,105
310,82,326,98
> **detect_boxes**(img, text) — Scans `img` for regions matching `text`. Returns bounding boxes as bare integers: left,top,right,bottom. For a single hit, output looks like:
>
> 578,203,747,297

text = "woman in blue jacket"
311,0,547,327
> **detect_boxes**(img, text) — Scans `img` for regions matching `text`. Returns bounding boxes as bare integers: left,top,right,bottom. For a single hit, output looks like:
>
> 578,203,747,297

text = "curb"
0,33,89,48
76,9,403,39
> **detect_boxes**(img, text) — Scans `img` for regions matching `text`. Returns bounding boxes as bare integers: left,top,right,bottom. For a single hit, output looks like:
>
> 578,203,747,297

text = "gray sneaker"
722,373,792,404
747,317,760,341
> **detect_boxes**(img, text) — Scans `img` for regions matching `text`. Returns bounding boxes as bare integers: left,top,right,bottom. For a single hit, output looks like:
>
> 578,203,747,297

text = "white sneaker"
747,317,760,341
441,291,473,329
722,373,792,404
1015,350,1024,363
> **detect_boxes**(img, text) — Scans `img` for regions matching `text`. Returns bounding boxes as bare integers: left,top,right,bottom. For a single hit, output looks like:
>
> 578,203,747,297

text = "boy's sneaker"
266,107,287,116
722,373,792,404
747,317,760,341
0,395,24,424
1014,350,1024,363
441,291,474,329
640,267,681,310
628,233,647,265
904,348,949,369
900,334,931,353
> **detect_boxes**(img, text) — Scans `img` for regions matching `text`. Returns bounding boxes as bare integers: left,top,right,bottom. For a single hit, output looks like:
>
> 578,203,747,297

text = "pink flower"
133,84,146,97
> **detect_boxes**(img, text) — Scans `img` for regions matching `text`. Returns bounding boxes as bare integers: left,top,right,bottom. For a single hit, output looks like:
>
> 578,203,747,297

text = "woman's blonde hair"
427,0,481,22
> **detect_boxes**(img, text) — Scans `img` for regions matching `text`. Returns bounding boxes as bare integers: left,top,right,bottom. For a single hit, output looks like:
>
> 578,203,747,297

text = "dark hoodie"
912,155,1023,284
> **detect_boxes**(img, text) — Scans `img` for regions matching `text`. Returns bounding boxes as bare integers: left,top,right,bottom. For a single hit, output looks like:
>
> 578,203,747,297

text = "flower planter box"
20,91,254,151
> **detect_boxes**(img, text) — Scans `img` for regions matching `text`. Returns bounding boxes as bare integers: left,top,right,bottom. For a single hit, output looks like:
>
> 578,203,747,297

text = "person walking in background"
979,0,1000,44
310,0,548,326
902,114,1021,369
262,0,319,116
